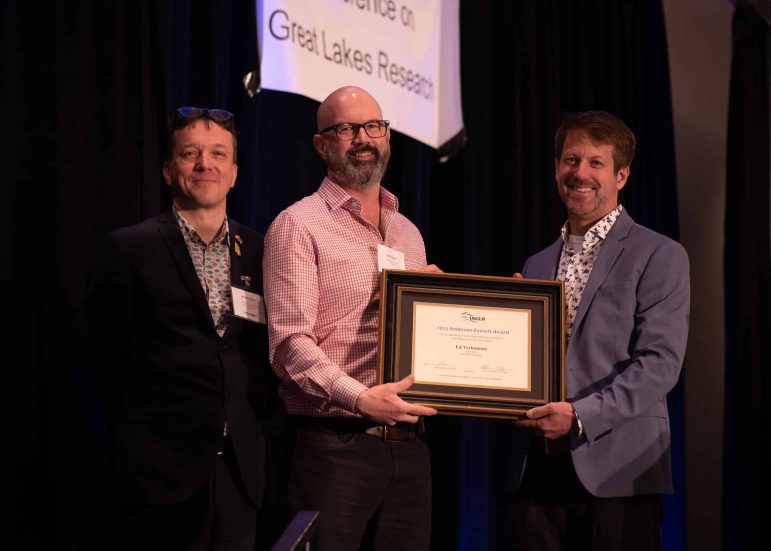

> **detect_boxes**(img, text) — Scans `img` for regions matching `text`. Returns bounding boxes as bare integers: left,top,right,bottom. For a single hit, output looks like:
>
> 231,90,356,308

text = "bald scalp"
316,86,383,131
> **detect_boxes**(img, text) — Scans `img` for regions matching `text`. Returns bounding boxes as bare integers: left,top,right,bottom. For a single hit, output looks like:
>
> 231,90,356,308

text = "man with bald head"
263,86,438,550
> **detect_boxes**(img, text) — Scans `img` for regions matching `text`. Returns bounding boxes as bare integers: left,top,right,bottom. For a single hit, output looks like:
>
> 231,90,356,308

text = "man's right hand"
355,374,438,425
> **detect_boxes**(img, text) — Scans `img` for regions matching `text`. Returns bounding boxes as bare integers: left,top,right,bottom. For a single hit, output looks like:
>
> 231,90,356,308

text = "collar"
317,177,399,213
560,204,624,248
173,207,230,246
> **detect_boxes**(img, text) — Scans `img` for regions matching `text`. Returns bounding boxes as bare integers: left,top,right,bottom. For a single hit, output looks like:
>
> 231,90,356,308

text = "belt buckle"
373,423,418,442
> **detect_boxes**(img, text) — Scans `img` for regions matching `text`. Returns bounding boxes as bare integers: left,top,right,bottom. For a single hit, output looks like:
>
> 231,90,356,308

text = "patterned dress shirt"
263,178,428,417
175,209,232,337
557,205,623,339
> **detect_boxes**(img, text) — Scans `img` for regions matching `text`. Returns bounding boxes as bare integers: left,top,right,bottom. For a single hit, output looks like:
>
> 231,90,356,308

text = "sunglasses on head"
176,106,234,122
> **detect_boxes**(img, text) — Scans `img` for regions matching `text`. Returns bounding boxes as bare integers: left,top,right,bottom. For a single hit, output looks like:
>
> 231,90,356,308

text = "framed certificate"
377,270,565,419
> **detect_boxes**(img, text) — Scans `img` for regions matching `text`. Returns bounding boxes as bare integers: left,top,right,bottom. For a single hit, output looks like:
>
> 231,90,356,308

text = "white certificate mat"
412,303,530,390
377,269,564,419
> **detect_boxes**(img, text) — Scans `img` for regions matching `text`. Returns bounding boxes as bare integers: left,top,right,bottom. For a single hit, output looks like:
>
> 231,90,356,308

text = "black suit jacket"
84,210,270,506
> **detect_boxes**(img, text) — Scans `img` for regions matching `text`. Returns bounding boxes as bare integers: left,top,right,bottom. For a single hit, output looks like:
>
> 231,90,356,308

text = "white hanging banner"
256,0,463,150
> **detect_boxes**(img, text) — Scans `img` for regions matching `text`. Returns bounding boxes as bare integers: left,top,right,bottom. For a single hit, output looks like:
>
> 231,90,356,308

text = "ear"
616,166,630,190
162,161,172,186
312,134,327,160
230,163,238,189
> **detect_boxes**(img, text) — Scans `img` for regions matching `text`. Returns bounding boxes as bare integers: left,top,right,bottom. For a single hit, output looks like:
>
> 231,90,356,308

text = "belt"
296,416,425,442
364,423,421,442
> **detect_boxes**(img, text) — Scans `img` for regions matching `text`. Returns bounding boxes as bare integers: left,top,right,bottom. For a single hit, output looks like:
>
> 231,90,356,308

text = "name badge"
377,243,406,272
232,287,267,324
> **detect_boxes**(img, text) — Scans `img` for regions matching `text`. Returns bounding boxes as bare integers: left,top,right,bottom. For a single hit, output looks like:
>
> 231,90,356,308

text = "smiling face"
163,119,237,213
555,130,629,235
313,86,390,190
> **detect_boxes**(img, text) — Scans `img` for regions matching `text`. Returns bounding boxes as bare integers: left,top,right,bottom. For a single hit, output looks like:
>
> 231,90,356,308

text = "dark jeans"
511,438,663,551
288,417,432,551
120,438,258,551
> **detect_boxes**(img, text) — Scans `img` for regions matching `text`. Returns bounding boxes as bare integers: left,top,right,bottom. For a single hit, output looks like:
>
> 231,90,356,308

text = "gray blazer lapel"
571,211,634,332
156,211,216,328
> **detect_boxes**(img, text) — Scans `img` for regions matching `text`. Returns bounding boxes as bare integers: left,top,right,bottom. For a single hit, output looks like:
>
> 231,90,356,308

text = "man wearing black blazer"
83,107,271,550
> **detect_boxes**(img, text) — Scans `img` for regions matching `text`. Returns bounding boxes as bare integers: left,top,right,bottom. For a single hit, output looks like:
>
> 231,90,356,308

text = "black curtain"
723,2,771,550
3,1,165,548
4,1,684,549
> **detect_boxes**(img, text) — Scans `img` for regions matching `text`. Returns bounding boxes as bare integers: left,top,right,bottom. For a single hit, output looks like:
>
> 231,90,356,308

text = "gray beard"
326,145,390,189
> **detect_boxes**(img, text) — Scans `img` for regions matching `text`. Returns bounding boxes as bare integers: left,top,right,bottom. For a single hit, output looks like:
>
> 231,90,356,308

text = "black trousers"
120,438,259,551
288,417,432,551
511,438,663,551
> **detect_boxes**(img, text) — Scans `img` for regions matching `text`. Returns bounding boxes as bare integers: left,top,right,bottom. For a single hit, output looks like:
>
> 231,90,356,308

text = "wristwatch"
573,407,585,439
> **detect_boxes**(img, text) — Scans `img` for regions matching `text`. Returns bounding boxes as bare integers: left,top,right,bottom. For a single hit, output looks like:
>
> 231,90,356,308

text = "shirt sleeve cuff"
330,375,370,414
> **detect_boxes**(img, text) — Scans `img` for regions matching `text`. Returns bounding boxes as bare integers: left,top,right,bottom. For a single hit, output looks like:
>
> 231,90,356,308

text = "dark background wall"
2,1,768,550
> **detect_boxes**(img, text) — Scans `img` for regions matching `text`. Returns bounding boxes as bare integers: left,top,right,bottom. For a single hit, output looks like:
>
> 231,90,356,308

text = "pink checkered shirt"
263,177,428,417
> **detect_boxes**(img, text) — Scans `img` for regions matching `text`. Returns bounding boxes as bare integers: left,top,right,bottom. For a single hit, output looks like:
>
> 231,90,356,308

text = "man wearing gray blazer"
512,111,690,551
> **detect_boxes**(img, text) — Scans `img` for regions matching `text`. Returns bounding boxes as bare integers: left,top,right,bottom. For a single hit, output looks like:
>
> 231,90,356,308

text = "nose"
195,154,212,170
573,159,592,180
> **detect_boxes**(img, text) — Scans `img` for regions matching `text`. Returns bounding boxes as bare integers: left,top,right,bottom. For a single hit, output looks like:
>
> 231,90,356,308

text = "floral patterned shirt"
174,209,232,337
557,205,623,339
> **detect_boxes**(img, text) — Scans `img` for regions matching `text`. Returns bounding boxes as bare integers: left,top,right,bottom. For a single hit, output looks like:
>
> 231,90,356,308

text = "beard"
325,142,391,189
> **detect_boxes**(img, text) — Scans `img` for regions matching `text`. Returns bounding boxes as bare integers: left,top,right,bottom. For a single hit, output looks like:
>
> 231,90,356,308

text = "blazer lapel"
225,219,247,338
156,211,216,328
571,210,634,332
541,239,562,280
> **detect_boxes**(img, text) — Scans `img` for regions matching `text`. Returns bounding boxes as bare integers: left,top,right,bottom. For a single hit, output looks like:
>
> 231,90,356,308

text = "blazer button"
218,342,227,352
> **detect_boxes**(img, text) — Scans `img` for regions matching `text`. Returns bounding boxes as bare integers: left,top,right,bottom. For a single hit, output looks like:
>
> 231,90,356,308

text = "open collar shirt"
263,177,428,417
174,209,232,337
557,204,623,339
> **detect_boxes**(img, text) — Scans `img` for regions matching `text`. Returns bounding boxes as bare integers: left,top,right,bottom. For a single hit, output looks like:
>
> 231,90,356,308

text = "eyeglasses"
176,106,234,122
320,120,390,141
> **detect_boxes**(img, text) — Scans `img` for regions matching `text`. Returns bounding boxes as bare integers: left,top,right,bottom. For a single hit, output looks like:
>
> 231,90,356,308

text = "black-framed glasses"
320,120,390,141
176,106,234,122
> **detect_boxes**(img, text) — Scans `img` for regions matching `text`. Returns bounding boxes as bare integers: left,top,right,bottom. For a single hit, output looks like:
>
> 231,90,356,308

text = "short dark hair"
554,111,636,172
165,108,238,163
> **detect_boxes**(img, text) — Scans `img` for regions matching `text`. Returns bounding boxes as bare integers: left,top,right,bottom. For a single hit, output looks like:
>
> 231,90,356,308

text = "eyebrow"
563,150,608,158
177,142,231,150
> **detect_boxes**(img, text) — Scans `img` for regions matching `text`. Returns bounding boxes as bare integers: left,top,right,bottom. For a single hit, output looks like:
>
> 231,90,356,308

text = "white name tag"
377,244,406,272
231,287,267,324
